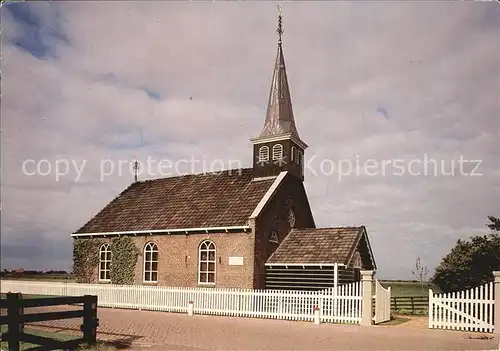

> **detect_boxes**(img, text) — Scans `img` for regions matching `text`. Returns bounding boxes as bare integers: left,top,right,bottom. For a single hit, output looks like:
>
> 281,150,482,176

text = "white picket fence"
1,280,363,324
429,282,495,333
373,280,391,324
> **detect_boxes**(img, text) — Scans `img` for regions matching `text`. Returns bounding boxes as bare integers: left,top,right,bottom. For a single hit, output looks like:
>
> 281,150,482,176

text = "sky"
1,2,499,279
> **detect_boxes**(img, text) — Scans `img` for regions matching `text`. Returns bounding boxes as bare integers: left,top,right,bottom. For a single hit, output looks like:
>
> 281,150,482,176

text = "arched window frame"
143,242,158,283
99,243,111,282
258,146,270,162
198,240,216,285
269,231,279,244
272,144,283,161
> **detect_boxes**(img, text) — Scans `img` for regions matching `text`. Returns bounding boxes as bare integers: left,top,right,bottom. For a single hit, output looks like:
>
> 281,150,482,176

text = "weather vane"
132,155,140,182
277,5,283,45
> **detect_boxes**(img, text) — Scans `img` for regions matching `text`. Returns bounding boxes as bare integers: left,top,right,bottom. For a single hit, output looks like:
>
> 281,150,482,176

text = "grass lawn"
1,293,60,299
0,325,116,350
1,276,76,282
377,316,411,326
379,280,441,297
0,325,79,350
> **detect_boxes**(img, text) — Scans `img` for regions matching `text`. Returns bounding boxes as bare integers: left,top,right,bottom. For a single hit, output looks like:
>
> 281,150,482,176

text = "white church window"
291,146,298,163
99,243,111,282
143,242,158,283
199,240,216,284
269,231,279,244
272,144,283,160
259,146,270,162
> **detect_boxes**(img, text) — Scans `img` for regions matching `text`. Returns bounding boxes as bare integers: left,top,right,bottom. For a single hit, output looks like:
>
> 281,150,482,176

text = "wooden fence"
0,292,98,351
391,296,428,314
1,280,363,324
429,282,495,333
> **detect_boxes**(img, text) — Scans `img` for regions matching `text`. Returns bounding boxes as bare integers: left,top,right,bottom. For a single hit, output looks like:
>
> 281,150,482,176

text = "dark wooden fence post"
6,292,21,351
17,292,24,332
81,295,98,345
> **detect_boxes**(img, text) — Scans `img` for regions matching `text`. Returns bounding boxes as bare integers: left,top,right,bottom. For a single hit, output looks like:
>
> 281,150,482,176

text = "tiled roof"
267,227,364,264
75,168,275,234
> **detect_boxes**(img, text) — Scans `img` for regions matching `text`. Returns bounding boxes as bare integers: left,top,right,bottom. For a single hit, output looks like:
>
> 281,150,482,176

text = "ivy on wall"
73,237,140,285
110,236,140,285
73,238,103,283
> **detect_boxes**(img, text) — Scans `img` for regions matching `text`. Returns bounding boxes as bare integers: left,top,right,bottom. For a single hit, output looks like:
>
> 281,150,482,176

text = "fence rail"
391,296,428,314
0,292,98,351
1,280,363,324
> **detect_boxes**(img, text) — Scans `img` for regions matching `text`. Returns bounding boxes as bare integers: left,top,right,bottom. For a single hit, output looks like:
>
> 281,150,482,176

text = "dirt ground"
10,307,500,350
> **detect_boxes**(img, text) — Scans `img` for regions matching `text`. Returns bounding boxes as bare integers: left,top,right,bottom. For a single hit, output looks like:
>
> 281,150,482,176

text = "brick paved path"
7,306,500,350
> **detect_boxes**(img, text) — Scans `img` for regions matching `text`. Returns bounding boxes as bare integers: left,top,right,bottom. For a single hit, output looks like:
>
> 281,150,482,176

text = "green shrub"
110,236,140,285
73,238,103,283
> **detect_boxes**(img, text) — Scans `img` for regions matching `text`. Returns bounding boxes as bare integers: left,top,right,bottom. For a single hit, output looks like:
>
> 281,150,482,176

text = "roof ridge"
292,226,364,231
136,167,253,183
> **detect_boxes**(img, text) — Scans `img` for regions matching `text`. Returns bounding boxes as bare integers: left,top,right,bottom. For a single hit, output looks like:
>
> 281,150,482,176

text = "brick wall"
253,173,316,288
85,232,255,289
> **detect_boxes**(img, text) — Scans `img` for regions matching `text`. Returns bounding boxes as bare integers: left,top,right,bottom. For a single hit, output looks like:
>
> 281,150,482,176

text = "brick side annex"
72,14,376,290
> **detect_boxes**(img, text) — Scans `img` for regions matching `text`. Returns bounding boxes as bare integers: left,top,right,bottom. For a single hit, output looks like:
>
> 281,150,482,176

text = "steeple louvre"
251,7,307,181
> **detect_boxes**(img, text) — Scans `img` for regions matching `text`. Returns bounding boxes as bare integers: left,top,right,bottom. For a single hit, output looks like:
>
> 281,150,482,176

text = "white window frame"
99,243,111,282
198,240,216,285
143,242,158,283
272,144,283,160
291,146,297,163
258,146,269,162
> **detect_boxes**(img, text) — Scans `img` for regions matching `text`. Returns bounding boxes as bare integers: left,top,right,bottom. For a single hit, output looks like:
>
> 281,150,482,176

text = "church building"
72,12,376,291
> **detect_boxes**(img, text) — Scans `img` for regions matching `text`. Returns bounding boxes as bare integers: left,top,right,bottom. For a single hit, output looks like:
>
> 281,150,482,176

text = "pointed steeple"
251,7,307,181
259,7,301,141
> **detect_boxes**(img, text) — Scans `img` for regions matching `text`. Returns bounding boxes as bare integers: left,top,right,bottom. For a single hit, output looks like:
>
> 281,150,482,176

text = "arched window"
269,231,279,244
272,144,283,160
198,240,216,284
291,146,297,163
99,243,111,282
143,242,158,283
258,146,269,162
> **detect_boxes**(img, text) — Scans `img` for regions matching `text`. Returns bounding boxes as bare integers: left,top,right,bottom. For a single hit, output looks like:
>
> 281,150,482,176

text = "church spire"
258,6,302,141
251,7,307,181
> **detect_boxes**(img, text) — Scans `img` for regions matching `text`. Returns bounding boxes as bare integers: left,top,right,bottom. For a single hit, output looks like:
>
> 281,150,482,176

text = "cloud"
1,2,499,279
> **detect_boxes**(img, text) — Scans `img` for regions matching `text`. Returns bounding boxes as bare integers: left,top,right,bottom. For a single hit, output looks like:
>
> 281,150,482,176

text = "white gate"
373,279,391,324
429,282,495,333
320,282,363,324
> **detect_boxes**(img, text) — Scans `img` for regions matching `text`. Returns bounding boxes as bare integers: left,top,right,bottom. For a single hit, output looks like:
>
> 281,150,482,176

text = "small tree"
486,216,500,231
432,216,500,293
412,257,429,294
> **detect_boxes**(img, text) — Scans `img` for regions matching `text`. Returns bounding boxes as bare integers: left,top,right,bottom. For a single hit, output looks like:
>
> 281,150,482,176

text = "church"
72,12,376,291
